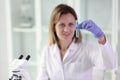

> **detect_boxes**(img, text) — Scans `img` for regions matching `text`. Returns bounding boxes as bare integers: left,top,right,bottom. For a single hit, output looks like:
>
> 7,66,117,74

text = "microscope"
9,55,31,80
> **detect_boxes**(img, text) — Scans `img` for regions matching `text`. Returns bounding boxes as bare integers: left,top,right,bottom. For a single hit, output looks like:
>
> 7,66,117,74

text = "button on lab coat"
37,41,116,80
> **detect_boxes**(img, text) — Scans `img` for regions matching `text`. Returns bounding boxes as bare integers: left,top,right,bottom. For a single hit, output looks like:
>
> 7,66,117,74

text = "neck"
58,39,73,61
58,39,72,51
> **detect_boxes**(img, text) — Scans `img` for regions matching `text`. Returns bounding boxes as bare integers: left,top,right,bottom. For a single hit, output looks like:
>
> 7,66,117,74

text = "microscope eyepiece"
18,55,23,59
26,55,30,61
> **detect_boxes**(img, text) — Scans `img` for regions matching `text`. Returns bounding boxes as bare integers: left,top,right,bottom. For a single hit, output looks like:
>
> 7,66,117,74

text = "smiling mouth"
63,33,70,36
62,34,71,38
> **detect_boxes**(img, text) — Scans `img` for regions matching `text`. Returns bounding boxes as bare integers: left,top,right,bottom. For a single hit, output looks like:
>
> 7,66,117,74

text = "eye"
59,23,65,28
69,23,75,27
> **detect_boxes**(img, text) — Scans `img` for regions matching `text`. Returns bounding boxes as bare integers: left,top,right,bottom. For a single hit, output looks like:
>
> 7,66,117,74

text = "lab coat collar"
52,40,79,63
68,41,78,50
63,41,79,62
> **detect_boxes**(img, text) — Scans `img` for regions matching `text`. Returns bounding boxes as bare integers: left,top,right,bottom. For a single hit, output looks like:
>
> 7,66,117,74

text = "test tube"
76,21,79,38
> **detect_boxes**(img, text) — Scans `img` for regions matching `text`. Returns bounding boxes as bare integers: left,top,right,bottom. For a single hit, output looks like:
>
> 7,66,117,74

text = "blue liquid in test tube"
76,21,79,38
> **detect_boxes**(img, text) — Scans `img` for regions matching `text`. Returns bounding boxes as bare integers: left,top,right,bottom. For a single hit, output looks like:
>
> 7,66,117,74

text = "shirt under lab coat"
37,40,116,80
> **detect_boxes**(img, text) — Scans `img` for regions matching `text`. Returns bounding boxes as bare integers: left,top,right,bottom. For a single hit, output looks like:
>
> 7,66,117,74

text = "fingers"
76,20,93,29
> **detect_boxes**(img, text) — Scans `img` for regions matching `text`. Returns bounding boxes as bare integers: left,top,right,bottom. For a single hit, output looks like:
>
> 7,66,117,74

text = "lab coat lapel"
63,42,79,63
53,44,62,64
52,42,80,64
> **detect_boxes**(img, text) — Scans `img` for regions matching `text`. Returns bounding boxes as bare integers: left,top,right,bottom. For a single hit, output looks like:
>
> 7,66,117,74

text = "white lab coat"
37,40,116,80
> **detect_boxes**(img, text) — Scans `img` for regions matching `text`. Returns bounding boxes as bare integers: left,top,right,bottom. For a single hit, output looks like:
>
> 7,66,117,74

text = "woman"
37,4,116,80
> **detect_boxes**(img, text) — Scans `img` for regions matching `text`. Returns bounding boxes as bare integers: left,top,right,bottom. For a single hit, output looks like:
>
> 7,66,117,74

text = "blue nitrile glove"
76,20,104,38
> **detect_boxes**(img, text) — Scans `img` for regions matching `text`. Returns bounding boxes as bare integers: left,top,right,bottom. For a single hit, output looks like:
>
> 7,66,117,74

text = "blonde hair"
48,4,82,46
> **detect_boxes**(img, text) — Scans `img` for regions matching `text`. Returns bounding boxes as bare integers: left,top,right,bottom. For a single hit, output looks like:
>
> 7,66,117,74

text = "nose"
64,26,69,32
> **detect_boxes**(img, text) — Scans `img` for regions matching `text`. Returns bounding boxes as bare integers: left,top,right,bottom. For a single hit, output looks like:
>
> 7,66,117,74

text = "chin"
62,37,72,41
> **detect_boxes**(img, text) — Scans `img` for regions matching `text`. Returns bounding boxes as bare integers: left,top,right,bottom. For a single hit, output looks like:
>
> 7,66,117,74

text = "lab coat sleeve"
101,40,117,69
89,42,105,70
89,40,116,70
37,47,49,80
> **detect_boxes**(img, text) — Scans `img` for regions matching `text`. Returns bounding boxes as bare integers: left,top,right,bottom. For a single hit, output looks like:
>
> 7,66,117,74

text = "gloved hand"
9,55,31,80
76,20,104,38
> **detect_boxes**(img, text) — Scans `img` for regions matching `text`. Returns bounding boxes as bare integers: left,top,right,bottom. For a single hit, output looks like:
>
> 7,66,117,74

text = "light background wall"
0,0,9,79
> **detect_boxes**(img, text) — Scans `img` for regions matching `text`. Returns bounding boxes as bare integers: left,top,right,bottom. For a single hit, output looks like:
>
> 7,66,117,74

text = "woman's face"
55,13,76,42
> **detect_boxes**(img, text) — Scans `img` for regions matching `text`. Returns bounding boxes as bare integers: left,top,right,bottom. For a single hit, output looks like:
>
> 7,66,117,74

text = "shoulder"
80,41,102,59
80,41,97,48
79,41,99,52
42,44,57,53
